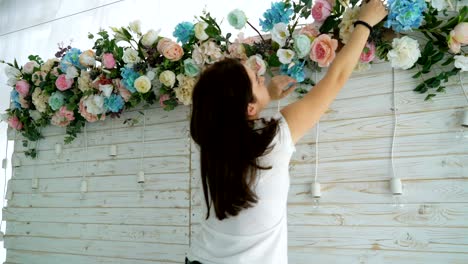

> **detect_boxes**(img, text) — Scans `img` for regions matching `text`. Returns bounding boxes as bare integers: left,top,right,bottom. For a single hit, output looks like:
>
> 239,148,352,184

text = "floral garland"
1,0,467,158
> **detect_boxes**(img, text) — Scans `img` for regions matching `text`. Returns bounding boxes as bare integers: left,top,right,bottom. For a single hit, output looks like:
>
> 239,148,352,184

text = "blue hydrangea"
280,60,305,83
60,48,84,72
120,67,140,93
384,0,427,32
10,90,21,109
173,22,195,44
259,2,294,32
104,94,125,113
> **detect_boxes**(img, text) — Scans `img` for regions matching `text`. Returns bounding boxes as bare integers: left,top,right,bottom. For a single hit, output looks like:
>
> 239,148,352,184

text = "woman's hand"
358,0,388,27
267,75,297,100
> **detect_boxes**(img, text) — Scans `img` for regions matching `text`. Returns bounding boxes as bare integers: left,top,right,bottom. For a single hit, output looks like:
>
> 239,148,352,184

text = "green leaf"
424,94,436,101
441,56,454,66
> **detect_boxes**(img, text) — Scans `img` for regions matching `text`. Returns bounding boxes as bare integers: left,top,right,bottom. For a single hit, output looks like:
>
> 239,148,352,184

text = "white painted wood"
3,207,188,226
6,249,177,264
191,179,468,206
3,18,468,264
4,236,187,263
11,173,189,193
6,221,188,245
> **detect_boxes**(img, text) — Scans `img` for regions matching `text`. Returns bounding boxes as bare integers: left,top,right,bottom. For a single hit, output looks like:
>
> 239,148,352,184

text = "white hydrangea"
387,36,421,70
454,55,468,72
339,6,360,44
84,95,105,115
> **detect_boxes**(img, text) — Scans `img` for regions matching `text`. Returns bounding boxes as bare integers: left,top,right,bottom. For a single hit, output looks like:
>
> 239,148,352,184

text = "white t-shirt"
187,112,296,264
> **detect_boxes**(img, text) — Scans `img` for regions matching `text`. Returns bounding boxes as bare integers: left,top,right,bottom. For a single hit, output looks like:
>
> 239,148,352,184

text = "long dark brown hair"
190,58,279,220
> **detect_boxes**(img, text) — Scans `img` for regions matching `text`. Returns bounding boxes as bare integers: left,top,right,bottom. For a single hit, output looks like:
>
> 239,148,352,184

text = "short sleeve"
271,112,296,153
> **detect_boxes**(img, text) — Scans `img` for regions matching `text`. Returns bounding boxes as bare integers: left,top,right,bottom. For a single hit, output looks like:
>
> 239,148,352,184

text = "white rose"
84,95,105,115
66,66,79,80
29,110,42,121
129,20,141,34
194,22,209,41
387,36,421,70
271,23,290,48
134,75,152,93
277,49,295,64
99,84,114,97
122,48,141,65
454,55,468,72
159,70,176,88
430,0,448,11
23,61,39,74
4,66,21,79
141,29,160,47
245,55,266,76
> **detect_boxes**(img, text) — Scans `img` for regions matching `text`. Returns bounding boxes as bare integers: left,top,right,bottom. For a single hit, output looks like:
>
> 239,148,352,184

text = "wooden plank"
288,225,468,253
192,152,467,185
4,236,187,263
2,207,188,226
17,137,190,166
288,248,468,264
15,121,189,154
190,203,468,227
264,81,467,122
8,190,189,208
11,173,189,193
6,221,188,245
291,132,467,164
13,155,190,179
190,224,468,253
300,108,466,143
6,249,178,264
288,154,467,183
191,179,468,206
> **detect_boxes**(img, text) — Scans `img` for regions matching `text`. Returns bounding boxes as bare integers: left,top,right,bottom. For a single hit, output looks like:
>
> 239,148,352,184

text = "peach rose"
78,97,106,122
310,34,338,67
300,23,320,39
157,38,184,61
113,79,131,102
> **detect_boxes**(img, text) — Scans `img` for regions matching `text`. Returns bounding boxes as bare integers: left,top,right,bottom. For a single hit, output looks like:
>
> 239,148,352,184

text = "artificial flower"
385,0,427,32
454,55,468,71
194,22,209,41
259,2,294,31
271,22,289,47
245,55,266,76
174,74,196,105
310,34,338,67
184,58,201,77
173,22,195,44
134,75,152,93
48,92,66,111
104,94,125,112
56,74,74,91
8,116,23,130
228,9,247,30
51,106,75,127
102,53,116,69
159,70,176,88
23,61,39,74
277,49,295,64
79,50,96,68
32,88,49,113
387,36,421,69
141,29,160,47
294,34,312,59
15,80,30,97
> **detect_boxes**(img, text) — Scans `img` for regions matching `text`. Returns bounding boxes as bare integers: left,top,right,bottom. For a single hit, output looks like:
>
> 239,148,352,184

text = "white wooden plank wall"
2,1,468,264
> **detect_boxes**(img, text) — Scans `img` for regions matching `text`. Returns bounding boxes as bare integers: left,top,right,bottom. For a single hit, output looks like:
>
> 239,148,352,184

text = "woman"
187,1,387,263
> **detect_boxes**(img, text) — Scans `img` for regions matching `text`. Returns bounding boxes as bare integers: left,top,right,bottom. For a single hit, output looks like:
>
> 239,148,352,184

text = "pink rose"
159,94,170,108
157,38,184,61
451,22,468,44
310,34,338,67
102,53,116,69
312,0,332,23
79,97,106,122
8,116,23,130
15,80,30,96
56,74,74,91
300,23,320,39
51,106,75,127
113,79,131,102
23,61,39,74
360,42,376,63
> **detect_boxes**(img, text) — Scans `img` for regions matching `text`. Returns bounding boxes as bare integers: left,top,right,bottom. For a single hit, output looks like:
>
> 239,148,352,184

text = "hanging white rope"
314,70,319,183
459,72,468,104
390,68,398,179
80,124,88,200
